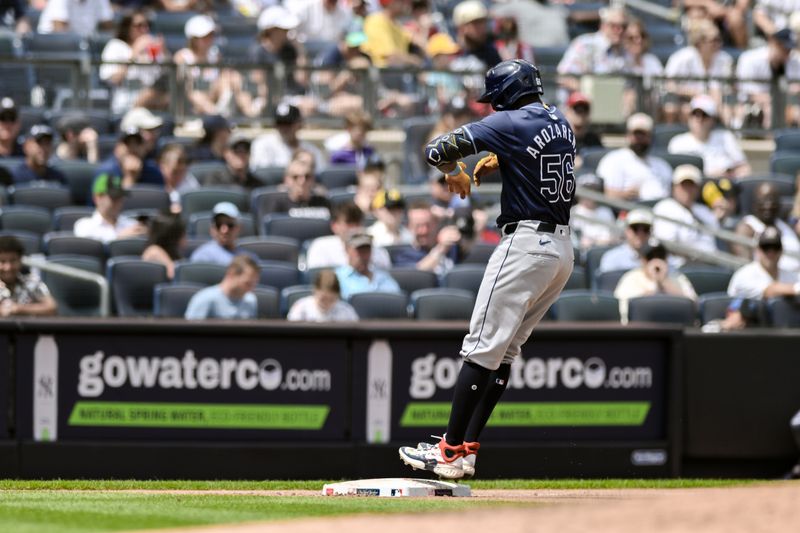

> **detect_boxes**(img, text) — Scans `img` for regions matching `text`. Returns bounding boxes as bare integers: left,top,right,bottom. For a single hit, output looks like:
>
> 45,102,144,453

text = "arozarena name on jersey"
525,122,576,160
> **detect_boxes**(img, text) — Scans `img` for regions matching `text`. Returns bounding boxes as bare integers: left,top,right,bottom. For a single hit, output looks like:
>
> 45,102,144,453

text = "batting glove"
473,153,498,186
444,162,471,199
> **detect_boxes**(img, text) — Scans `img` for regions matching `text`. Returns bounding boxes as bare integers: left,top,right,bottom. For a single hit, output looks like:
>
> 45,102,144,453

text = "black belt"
504,221,558,236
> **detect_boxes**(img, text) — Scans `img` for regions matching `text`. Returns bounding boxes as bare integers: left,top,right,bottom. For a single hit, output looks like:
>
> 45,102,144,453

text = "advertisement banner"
353,336,669,442
16,332,348,441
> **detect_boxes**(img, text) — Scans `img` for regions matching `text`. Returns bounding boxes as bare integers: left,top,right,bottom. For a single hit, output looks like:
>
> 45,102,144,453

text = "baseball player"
399,59,576,479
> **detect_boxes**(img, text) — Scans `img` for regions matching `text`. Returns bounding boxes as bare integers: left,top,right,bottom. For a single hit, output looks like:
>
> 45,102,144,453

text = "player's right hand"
444,162,471,199
473,153,498,186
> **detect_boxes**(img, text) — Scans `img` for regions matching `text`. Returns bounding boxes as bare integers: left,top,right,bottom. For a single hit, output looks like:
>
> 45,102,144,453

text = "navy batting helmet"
477,59,544,111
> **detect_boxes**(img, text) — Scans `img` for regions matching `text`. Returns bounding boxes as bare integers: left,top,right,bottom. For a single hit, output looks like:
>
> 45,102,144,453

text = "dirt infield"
130,483,799,533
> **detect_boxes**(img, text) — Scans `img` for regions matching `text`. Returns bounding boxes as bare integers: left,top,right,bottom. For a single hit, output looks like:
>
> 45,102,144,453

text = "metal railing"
23,255,110,317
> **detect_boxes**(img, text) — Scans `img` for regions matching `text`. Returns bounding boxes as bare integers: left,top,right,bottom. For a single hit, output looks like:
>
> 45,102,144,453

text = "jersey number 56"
539,153,575,204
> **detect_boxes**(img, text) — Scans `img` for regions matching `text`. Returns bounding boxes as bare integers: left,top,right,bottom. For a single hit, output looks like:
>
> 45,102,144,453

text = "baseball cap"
566,92,591,109
121,107,164,131
758,226,782,249
771,28,796,49
702,178,737,207
375,189,405,210
92,173,128,199
346,231,373,249
257,6,299,31
119,125,143,142
55,112,90,135
345,31,367,48
0,97,17,120
626,208,653,227
26,124,54,141
212,201,240,220
227,132,251,149
453,0,488,26
274,103,301,125
202,115,231,136
426,33,460,57
363,152,385,171
185,14,216,39
576,173,604,191
672,164,702,185
626,112,654,132
689,94,718,118
640,238,667,260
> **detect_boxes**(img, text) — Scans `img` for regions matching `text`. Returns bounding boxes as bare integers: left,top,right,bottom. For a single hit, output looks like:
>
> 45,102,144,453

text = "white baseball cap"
626,112,654,132
672,164,702,185
453,1,488,26
185,14,216,39
212,201,240,220
626,209,653,227
689,94,718,118
257,6,299,31
120,107,163,131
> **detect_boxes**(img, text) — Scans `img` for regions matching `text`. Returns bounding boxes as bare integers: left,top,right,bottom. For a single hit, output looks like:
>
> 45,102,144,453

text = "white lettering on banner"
409,354,652,399
33,335,59,441
77,350,332,397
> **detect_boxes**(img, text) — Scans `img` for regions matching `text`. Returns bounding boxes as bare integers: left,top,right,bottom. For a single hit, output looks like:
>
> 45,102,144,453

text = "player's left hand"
444,162,471,199
473,153,498,186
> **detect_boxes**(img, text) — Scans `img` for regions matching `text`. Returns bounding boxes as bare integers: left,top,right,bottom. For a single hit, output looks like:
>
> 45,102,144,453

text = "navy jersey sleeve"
463,112,518,159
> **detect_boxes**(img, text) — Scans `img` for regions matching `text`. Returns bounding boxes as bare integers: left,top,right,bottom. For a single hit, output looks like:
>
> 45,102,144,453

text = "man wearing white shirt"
596,113,672,202
668,95,751,179
38,0,114,37
664,19,733,103
306,201,391,270
653,164,719,261
74,173,146,243
249,103,325,171
728,226,800,300
289,0,352,45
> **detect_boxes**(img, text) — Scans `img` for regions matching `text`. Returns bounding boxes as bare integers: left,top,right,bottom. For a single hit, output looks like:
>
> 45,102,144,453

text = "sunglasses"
215,220,238,230
629,224,651,233
0,112,17,123
691,110,710,119
760,244,782,253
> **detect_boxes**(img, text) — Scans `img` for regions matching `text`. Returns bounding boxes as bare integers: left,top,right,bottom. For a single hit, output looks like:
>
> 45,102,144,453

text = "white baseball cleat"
462,442,480,478
399,436,465,480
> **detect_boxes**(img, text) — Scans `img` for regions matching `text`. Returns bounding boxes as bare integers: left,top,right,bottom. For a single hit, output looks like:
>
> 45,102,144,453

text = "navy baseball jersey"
443,103,576,227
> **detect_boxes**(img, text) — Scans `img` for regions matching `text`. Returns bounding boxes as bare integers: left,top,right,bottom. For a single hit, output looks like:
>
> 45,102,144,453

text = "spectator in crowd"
597,208,654,275
493,13,534,63
250,5,309,100
404,0,440,53
96,127,163,187
311,30,372,117
668,94,751,179
723,225,800,330
571,174,617,251
142,213,186,280
622,18,663,116
614,239,697,323
429,171,470,220
734,182,800,271
53,113,99,164
683,0,749,49
120,107,164,161
250,103,326,171
453,0,502,69
735,28,800,129
306,201,392,270
119,152,144,188
702,177,739,231
491,0,570,49
38,0,114,36
753,0,800,36
335,231,401,299
262,158,331,219
288,268,359,322
290,0,353,45
175,15,262,118
185,255,261,320
596,113,672,202
664,18,733,115
190,202,255,266
74,173,147,243
652,164,720,262
12,125,66,185
158,143,199,213
394,202,460,275
362,0,422,68
563,92,603,160
325,109,375,167
0,0,31,34
368,189,413,246
202,133,261,191
422,32,465,110
0,97,23,158
557,6,629,92
100,10,169,116
192,115,231,163
0,235,57,317
352,154,385,216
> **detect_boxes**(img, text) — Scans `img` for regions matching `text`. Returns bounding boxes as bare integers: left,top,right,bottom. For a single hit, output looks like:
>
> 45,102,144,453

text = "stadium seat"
181,237,208,258
564,265,588,290
770,153,800,176
253,286,281,319
250,186,289,222
153,282,204,318
697,292,733,324
461,243,496,264
107,258,168,316
53,206,94,231
410,288,475,320
0,36,32,105
327,187,356,208
258,260,302,291
384,244,415,265
53,160,98,205
653,123,688,149
628,294,697,325
262,215,332,244
318,166,358,189
107,238,148,258
181,187,249,219
0,205,52,235
349,291,409,319
188,161,228,184
252,167,286,187
389,267,439,295
774,129,800,151
173,261,227,286
0,230,41,254
580,148,612,173
47,109,114,135
652,151,704,172
594,268,628,292
679,267,733,295
189,212,256,238
42,255,104,316
401,116,437,183
123,185,172,212
9,183,72,211
281,284,313,316
237,236,300,263
552,290,621,321
584,245,615,287
443,264,486,295
767,297,800,327
43,232,106,262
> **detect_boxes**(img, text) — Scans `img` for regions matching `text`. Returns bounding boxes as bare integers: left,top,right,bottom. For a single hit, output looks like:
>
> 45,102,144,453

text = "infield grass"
0,479,763,533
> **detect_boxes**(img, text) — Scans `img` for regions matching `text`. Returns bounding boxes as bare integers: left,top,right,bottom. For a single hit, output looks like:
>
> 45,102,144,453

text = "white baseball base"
322,478,471,497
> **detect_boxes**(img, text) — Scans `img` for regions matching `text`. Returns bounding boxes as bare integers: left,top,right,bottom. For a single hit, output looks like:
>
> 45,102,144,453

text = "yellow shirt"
362,12,410,67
